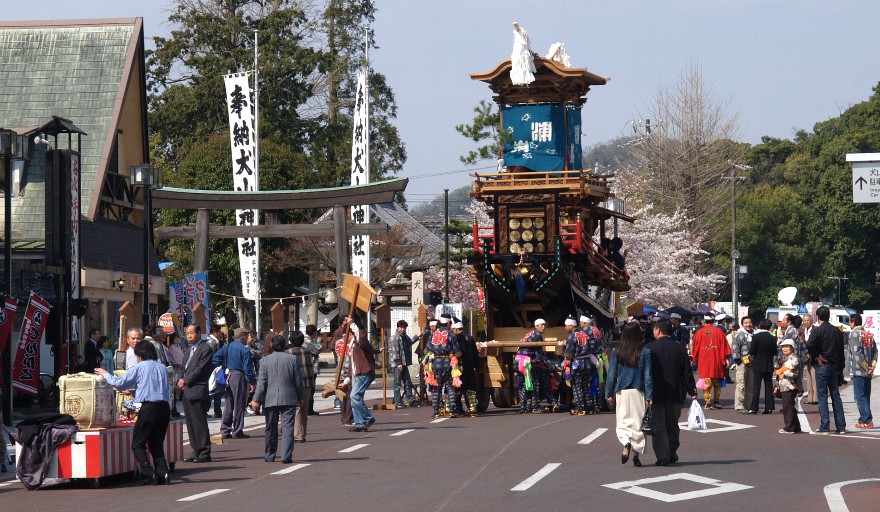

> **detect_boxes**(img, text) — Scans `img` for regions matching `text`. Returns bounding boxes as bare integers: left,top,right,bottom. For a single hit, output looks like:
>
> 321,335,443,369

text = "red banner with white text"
13,293,52,396
0,297,19,390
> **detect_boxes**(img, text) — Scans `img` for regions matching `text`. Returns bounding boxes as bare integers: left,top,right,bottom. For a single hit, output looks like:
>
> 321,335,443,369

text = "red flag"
0,297,17,356
13,293,52,396
0,298,18,389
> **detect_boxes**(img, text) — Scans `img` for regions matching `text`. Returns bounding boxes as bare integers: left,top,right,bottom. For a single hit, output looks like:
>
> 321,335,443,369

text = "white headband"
451,322,464,329
564,318,577,326
534,319,546,327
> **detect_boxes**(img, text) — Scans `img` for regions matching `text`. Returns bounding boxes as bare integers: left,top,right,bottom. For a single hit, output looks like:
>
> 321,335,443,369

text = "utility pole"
444,189,449,303
828,276,849,306
724,163,750,322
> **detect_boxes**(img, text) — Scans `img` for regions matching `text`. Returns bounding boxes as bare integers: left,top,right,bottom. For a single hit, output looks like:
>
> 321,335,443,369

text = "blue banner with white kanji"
566,106,583,170
502,104,568,171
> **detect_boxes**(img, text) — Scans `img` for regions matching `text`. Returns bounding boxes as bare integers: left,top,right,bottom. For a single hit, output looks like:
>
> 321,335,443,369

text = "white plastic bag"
687,400,707,430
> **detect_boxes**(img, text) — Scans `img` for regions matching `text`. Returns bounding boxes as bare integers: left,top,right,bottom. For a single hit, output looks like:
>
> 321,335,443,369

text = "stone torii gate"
153,177,408,314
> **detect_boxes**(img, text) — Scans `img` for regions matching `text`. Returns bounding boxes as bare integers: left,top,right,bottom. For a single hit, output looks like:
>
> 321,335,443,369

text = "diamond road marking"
678,418,756,433
603,472,752,502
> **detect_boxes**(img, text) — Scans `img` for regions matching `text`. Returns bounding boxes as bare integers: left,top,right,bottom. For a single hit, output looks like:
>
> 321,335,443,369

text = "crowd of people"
70,302,876,484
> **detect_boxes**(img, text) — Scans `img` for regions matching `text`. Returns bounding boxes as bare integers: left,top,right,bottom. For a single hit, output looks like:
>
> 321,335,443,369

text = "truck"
466,50,630,410
764,288,854,331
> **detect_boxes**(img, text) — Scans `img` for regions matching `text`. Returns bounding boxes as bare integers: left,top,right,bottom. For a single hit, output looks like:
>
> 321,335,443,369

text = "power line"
404,164,496,179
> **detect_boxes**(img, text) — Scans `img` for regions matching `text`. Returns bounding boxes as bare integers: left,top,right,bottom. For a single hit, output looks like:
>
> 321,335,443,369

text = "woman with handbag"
606,322,654,467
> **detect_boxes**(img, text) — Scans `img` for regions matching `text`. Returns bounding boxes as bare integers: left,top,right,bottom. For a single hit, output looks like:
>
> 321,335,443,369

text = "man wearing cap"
426,314,461,418
387,320,418,408
451,321,480,416
731,316,754,413
563,317,597,415
669,313,689,347
517,319,559,413
212,326,257,439
691,314,730,409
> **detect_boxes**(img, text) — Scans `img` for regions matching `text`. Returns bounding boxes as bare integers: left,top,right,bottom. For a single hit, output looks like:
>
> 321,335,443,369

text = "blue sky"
5,1,880,206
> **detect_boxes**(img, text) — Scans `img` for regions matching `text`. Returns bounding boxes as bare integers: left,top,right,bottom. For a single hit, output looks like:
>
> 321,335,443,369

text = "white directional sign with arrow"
847,153,880,203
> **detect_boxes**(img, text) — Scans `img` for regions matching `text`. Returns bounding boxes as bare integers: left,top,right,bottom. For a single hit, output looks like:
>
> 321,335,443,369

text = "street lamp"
1,128,14,427
602,197,626,238
131,164,161,329
725,163,751,323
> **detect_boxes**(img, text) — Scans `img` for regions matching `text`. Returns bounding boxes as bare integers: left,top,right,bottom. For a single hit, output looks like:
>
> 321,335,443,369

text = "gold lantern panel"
507,212,547,254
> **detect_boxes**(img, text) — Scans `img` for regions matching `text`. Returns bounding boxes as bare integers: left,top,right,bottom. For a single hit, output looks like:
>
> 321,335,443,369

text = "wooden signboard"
375,304,390,330
342,273,376,313
117,301,135,351
270,302,285,333
193,303,207,335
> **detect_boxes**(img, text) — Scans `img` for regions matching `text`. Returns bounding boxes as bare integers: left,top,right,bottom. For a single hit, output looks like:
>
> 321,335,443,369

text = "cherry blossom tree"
615,204,725,308
423,265,482,312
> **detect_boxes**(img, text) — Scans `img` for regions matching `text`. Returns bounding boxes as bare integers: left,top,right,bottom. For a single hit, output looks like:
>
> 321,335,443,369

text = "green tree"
438,218,474,269
738,82,880,310
455,100,502,165
148,0,408,322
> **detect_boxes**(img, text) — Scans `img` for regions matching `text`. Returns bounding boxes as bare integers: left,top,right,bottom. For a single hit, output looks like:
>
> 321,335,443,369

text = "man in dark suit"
82,328,104,373
645,319,696,466
748,319,778,414
251,334,304,463
179,324,214,462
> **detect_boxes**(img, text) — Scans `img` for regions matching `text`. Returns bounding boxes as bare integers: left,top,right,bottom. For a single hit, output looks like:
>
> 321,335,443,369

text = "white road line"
796,396,810,432
390,429,415,436
271,463,310,475
824,478,880,512
430,418,448,424
0,479,20,488
512,463,561,491
578,428,608,445
177,489,230,502
339,443,369,453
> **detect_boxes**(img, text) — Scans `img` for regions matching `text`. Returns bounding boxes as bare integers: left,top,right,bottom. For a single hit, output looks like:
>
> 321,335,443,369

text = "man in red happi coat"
692,313,731,409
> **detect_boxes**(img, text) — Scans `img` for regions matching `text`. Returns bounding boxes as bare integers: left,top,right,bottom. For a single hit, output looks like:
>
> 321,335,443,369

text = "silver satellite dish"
777,287,797,306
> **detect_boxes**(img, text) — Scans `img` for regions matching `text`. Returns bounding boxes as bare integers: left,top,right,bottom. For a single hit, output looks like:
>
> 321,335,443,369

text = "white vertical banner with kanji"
224,72,259,300
863,310,880,343
350,71,370,282
411,271,424,331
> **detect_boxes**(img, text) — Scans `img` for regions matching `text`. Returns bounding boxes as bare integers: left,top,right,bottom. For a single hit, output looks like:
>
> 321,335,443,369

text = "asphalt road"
2,377,878,512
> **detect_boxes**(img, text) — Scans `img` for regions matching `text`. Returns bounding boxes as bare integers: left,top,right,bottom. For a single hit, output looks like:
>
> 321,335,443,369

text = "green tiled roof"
0,19,138,242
